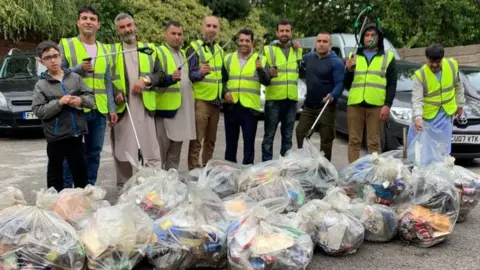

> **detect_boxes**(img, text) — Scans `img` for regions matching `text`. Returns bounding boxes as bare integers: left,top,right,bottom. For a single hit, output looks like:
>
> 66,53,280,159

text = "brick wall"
0,39,39,61
397,45,480,67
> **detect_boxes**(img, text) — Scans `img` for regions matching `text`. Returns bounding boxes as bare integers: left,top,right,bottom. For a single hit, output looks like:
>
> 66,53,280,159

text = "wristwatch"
141,76,151,85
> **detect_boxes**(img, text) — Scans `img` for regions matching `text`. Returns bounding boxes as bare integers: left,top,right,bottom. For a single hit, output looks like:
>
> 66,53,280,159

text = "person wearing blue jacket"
295,31,345,161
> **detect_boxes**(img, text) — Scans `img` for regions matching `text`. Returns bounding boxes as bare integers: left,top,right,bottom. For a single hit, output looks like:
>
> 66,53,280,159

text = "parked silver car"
259,79,306,116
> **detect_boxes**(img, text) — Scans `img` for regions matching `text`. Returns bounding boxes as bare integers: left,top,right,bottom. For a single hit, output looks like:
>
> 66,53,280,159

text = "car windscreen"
463,70,480,92
0,55,40,79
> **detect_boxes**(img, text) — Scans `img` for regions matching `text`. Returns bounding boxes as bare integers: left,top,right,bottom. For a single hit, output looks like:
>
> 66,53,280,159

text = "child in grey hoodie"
32,40,95,192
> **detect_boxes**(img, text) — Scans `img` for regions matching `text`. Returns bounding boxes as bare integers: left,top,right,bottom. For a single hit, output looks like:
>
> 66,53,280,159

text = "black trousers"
47,137,88,192
224,104,259,165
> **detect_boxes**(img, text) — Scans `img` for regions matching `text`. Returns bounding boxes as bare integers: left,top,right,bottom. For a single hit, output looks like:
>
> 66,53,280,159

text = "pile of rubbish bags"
1,130,479,269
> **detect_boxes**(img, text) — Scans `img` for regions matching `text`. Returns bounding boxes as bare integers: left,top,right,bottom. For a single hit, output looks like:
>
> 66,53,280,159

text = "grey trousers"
155,118,183,170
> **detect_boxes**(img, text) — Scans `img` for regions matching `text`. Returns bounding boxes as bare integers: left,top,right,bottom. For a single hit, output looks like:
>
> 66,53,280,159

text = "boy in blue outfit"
32,40,95,192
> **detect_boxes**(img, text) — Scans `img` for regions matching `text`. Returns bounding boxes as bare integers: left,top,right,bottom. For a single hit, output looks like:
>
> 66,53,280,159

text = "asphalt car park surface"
0,116,479,270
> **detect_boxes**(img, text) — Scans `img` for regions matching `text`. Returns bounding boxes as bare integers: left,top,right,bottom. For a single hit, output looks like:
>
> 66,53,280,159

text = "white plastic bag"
117,169,188,220
0,188,85,269
227,198,314,270
78,202,154,269
148,182,230,269
291,187,365,256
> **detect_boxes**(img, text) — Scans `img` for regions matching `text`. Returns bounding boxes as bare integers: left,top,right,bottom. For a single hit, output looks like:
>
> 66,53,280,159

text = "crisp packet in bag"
428,156,480,223
78,202,154,269
53,185,111,228
222,193,257,222
338,152,411,205
282,138,338,200
395,166,459,248
291,187,365,256
0,188,85,269
147,182,230,269
117,169,188,220
198,160,247,199
237,160,306,212
227,197,314,270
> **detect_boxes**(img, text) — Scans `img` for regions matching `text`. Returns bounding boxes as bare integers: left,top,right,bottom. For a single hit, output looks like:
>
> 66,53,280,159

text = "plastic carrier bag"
429,156,480,223
338,153,412,205
78,202,154,269
345,201,397,242
407,120,450,168
117,169,188,220
53,185,111,229
119,152,165,195
395,166,460,248
198,160,247,199
0,187,26,211
227,197,314,270
147,182,230,269
291,187,364,256
222,193,257,222
0,188,85,269
282,138,338,200
237,160,306,212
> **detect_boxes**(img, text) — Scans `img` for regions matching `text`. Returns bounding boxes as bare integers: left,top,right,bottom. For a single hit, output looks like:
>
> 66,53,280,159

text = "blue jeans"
224,104,259,165
63,110,106,187
261,100,297,161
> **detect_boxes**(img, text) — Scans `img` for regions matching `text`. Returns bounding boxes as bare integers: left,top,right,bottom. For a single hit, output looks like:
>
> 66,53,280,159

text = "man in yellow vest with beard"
344,23,397,163
58,6,117,188
154,21,196,170
109,13,168,188
407,43,465,160
223,29,271,164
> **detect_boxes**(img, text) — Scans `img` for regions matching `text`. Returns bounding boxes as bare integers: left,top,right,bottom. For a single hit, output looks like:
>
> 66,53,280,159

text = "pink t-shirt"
83,43,97,66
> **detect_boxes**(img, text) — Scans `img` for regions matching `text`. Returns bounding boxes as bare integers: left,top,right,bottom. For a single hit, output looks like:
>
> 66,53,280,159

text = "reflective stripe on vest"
263,45,301,101
155,45,187,111
413,58,458,119
347,51,394,106
190,40,223,101
224,52,265,111
110,42,157,112
60,37,109,114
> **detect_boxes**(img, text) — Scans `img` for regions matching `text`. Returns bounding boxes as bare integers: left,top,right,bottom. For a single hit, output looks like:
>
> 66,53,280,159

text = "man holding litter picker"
58,6,117,188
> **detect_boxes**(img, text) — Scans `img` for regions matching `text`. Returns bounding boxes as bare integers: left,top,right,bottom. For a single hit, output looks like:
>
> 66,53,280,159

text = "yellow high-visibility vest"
189,40,223,101
155,45,188,111
224,51,266,111
347,51,395,106
60,37,109,114
109,42,157,113
263,45,302,101
412,58,459,119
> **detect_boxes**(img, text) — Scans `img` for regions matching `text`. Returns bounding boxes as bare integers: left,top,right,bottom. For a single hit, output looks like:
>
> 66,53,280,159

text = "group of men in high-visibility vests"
53,5,465,190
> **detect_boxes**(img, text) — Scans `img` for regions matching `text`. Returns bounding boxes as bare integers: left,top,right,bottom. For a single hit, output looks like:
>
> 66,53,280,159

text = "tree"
199,0,251,21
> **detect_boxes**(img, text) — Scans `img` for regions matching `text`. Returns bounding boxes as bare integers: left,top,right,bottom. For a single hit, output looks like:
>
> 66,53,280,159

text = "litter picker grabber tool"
256,34,269,60
122,92,144,166
351,4,381,58
81,46,155,62
203,34,238,64
176,41,207,71
402,127,408,160
305,95,334,139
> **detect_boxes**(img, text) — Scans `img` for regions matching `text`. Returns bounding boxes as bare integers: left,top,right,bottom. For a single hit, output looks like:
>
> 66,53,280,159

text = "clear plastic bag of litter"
198,160,247,199
380,150,414,171
428,156,480,223
119,152,165,194
227,197,314,270
395,166,460,248
78,202,154,270
0,186,27,211
282,138,338,200
237,161,306,212
291,187,365,256
407,120,450,168
222,193,257,222
53,185,111,228
338,152,412,205
345,201,397,242
0,188,86,269
117,169,188,220
147,182,230,269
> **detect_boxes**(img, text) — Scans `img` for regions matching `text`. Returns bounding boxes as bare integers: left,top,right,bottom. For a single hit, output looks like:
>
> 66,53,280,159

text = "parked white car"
259,79,307,116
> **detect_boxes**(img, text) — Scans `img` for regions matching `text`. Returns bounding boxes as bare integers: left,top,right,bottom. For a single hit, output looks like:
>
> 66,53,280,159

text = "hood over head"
359,23,385,52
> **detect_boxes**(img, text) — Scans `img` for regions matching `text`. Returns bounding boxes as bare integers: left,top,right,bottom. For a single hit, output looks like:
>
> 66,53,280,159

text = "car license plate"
451,134,480,144
22,112,38,120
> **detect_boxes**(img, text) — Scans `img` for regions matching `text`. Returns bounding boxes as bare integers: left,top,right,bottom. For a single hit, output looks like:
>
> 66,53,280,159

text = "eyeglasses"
42,54,60,61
